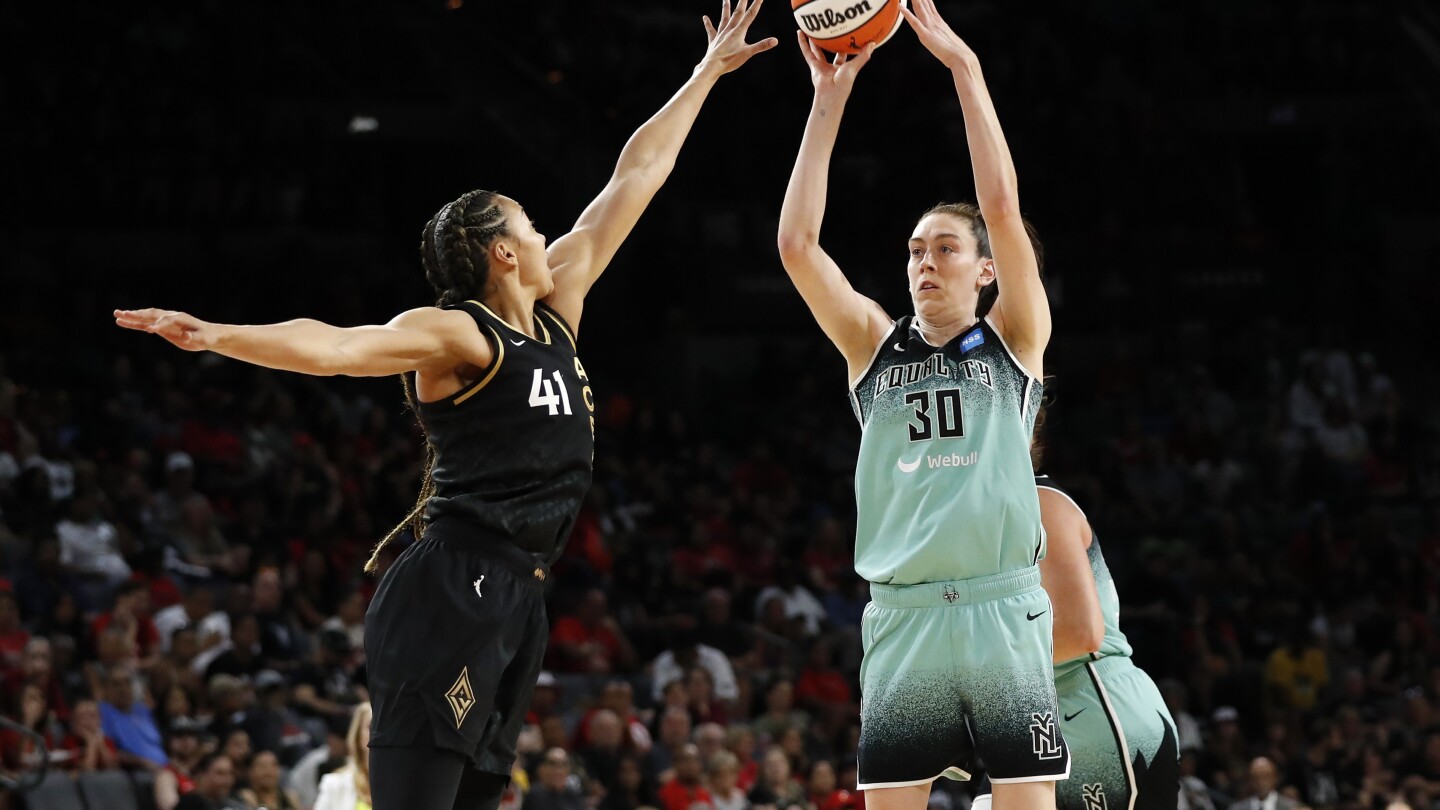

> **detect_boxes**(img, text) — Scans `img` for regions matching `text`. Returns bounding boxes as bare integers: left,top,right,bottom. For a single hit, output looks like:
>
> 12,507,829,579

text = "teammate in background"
776,2,1065,810
973,414,1180,810
115,4,776,808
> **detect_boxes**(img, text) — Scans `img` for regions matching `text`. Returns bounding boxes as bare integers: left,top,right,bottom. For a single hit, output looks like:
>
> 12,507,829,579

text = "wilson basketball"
792,0,906,54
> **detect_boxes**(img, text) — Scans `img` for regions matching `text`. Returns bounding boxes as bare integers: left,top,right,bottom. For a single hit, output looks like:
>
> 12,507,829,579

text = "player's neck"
481,286,539,339
913,311,978,347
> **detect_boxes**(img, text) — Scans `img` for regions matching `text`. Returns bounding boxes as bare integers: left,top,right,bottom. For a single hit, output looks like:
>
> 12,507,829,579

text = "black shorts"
365,518,549,774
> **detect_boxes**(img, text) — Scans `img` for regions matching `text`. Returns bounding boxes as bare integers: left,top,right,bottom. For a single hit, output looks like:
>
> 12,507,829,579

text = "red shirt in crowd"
658,780,713,810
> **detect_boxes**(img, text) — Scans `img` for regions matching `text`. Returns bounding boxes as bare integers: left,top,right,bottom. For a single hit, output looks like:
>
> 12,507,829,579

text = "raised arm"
1035,487,1104,663
775,35,891,379
114,306,488,378
903,0,1050,377
543,0,777,331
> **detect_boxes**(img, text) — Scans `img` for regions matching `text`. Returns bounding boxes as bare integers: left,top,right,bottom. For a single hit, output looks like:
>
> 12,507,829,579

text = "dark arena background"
3,1,1440,808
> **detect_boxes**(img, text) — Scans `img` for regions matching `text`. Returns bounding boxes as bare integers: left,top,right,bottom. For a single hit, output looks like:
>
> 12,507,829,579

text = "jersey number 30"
904,388,964,441
529,369,573,416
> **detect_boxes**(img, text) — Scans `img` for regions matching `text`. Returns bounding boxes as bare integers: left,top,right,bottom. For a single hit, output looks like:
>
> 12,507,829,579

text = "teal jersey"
1037,475,1134,681
849,317,1044,585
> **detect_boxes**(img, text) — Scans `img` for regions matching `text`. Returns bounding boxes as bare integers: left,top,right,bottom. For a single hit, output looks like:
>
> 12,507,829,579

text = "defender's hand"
698,0,779,77
114,308,218,352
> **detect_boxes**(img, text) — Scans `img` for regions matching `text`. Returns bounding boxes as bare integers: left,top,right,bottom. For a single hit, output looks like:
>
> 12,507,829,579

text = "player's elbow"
776,232,817,266
1054,617,1104,661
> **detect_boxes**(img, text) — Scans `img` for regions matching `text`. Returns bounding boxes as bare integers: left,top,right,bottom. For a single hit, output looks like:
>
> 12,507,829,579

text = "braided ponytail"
365,190,512,574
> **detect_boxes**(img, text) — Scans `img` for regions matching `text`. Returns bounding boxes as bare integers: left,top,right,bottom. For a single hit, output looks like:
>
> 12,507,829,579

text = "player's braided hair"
920,202,1044,319
364,190,511,574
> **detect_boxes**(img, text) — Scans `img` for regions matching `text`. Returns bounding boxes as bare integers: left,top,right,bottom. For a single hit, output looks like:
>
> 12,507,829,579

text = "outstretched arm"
903,0,1050,377
114,306,488,377
1036,487,1104,662
775,35,891,380
544,0,777,332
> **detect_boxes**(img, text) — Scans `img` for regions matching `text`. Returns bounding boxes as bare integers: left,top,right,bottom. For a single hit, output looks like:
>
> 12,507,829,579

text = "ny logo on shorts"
942,585,959,603
1029,712,1064,760
446,666,477,729
1083,783,1108,810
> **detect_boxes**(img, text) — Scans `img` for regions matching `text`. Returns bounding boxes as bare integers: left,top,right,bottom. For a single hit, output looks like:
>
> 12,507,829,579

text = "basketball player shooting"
777,2,1066,810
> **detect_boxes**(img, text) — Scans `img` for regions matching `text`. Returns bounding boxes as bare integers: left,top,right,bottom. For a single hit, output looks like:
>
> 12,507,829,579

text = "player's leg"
371,745,471,810
959,570,1068,810
864,783,934,810
856,584,975,794
993,779,1059,810
453,765,512,810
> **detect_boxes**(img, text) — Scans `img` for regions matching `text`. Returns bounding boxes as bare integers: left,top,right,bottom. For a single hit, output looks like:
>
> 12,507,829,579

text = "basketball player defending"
116,4,776,809
777,2,1066,810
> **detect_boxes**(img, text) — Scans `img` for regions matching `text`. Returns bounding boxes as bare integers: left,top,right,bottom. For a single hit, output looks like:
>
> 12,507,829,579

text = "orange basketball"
792,0,906,54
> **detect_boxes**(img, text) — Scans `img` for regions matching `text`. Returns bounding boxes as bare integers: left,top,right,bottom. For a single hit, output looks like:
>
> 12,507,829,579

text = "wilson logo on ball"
792,0,907,54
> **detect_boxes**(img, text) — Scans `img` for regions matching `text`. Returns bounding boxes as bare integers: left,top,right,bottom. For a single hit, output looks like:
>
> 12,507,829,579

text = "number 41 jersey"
849,316,1044,585
417,300,595,560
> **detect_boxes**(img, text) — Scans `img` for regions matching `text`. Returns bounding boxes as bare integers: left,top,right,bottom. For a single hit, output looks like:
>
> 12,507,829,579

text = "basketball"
792,0,907,54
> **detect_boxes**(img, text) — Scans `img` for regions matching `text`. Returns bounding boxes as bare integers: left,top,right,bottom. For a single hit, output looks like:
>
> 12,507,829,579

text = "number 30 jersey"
849,316,1044,585
416,300,595,559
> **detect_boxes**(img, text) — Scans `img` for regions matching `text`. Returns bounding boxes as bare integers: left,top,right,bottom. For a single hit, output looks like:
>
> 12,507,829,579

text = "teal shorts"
857,566,1071,789
975,656,1179,810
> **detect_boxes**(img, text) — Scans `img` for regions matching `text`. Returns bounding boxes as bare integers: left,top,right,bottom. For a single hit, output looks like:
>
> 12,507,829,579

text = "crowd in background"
0,314,1436,810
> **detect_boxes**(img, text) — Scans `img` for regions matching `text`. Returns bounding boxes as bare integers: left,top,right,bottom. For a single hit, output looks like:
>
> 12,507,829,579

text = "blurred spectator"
601,753,659,810
314,702,371,810
697,588,754,661
236,749,301,810
55,491,130,594
0,682,63,771
527,746,587,810
0,592,30,672
220,728,254,775
91,579,161,662
687,666,730,727
753,562,826,639
60,698,118,772
286,715,349,810
576,708,626,794
201,614,265,682
175,752,245,810
291,627,366,723
752,678,808,746
156,717,206,810
2,637,69,725
155,586,224,653
708,750,750,810
99,664,167,770
727,726,759,791
548,588,638,675
695,722,727,768
658,743,714,810
651,631,739,708
647,706,694,784
253,567,306,666
319,592,366,657
243,668,314,766
1232,757,1300,810
806,760,850,810
574,679,651,754
747,748,809,810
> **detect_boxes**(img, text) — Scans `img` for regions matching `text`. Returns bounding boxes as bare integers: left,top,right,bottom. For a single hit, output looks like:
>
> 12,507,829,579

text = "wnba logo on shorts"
1083,784,1108,810
1029,712,1063,760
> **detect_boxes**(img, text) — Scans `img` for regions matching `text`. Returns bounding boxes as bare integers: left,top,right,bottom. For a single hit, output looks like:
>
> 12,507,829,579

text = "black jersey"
416,300,595,559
